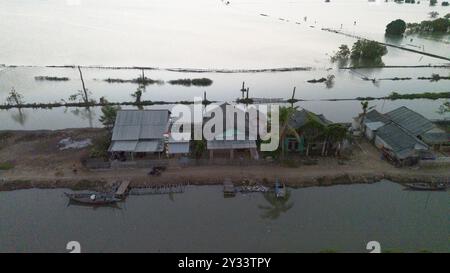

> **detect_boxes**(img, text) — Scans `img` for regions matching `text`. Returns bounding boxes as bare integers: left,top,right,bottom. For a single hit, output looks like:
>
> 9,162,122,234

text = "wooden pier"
223,178,236,197
115,180,131,198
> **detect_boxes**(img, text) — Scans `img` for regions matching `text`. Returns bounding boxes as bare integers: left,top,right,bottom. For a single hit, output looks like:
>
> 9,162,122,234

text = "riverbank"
1,128,448,192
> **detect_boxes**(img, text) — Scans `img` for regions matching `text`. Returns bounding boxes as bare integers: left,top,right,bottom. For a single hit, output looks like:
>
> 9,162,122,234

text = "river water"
0,181,448,253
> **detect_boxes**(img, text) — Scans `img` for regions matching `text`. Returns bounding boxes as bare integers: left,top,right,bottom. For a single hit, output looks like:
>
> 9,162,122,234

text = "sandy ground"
0,128,448,191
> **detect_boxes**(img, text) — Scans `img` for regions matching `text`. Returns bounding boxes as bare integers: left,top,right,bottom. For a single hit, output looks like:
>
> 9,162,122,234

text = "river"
0,181,448,253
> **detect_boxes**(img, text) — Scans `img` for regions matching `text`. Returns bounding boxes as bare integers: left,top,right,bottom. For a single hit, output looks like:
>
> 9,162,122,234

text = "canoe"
65,192,121,205
404,183,447,191
275,179,286,198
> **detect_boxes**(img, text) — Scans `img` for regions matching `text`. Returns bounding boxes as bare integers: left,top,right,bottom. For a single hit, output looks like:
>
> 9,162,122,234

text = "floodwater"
0,0,449,67
0,181,448,253
1,0,449,130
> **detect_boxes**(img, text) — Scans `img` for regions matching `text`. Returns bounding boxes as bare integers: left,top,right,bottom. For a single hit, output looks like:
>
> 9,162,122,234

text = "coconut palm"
359,101,375,134
278,106,302,159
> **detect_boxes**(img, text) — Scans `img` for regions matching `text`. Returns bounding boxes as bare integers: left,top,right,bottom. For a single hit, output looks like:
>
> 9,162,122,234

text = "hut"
109,110,170,160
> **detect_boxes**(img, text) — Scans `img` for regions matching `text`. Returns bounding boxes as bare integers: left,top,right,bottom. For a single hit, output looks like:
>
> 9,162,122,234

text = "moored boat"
65,192,121,205
404,183,447,191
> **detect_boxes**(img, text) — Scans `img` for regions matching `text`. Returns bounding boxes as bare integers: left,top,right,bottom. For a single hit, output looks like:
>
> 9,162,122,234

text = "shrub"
350,40,387,66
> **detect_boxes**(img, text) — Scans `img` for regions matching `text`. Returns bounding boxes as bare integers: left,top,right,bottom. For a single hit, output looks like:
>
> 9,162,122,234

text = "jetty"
115,180,131,198
223,178,236,197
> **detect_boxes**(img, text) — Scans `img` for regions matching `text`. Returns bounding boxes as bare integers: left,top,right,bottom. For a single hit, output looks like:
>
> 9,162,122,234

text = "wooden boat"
275,179,286,198
65,192,121,205
404,183,447,191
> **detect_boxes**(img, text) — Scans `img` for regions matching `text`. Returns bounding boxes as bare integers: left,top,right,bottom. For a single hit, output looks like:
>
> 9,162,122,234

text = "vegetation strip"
322,28,450,62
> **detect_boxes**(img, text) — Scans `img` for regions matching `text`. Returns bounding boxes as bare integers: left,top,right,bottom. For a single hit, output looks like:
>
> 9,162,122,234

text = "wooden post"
240,82,246,99
230,149,234,159
77,66,89,104
209,149,214,160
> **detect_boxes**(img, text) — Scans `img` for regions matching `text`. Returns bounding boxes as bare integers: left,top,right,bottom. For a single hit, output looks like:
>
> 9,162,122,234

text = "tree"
430,0,437,6
385,19,407,35
445,13,450,19
429,11,439,18
359,101,375,134
324,124,348,156
6,88,24,106
69,66,93,105
192,140,206,159
131,87,143,104
99,102,120,131
438,101,450,114
350,40,387,66
331,44,350,62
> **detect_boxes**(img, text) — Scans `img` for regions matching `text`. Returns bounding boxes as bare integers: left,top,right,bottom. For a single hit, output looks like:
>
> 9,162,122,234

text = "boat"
65,192,121,205
275,179,286,198
404,183,447,191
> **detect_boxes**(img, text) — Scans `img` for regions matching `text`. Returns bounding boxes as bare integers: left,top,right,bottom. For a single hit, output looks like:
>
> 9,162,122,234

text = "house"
384,106,449,149
284,108,334,155
375,122,428,166
204,103,259,160
352,109,389,140
109,110,170,160
354,106,450,164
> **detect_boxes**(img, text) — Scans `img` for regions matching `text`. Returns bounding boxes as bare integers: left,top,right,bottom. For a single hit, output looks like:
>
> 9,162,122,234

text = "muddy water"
0,181,448,253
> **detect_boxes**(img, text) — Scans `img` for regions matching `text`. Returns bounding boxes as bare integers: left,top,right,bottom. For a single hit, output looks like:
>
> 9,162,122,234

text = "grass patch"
0,161,15,170
168,78,213,87
35,76,70,81
388,91,450,100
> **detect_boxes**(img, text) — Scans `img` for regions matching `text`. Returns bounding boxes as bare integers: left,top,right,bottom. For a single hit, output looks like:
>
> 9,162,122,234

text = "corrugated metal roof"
385,106,435,136
109,140,163,152
112,110,169,141
207,140,257,150
365,110,390,123
421,132,450,145
288,109,332,129
365,121,385,131
168,142,190,154
135,140,163,152
376,122,428,159
109,140,138,152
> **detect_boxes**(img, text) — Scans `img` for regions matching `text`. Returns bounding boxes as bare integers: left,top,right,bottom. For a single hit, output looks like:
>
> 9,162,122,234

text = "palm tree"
278,106,301,159
359,101,375,134
258,190,294,220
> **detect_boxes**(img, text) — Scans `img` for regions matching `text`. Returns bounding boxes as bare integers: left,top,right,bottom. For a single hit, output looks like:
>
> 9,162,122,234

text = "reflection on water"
67,107,95,128
258,190,294,220
10,108,28,126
